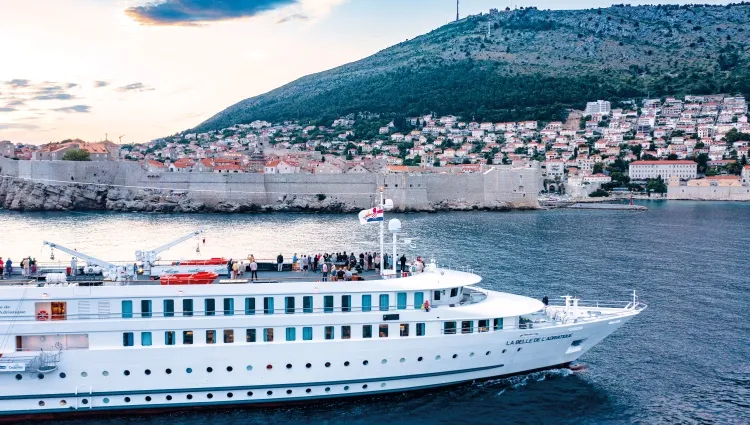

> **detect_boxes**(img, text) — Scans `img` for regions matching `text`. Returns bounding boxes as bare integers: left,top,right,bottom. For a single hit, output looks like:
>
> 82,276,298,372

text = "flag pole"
379,187,384,275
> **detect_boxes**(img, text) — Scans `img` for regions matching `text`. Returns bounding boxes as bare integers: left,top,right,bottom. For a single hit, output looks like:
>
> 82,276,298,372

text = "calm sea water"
1,201,749,424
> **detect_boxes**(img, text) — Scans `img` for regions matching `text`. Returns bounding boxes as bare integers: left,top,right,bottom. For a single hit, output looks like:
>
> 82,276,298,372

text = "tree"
589,188,610,197
593,162,604,174
646,177,667,194
696,153,710,173
62,149,90,161
667,153,678,160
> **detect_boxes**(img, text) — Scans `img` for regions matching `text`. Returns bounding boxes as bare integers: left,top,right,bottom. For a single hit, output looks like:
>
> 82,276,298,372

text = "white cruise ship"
0,260,645,420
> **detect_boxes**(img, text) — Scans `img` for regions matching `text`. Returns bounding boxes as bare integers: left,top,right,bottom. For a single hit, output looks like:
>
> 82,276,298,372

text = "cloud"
117,82,155,92
0,107,17,113
94,81,110,88
33,93,76,101
277,13,308,23
53,105,92,113
5,99,26,108
125,0,299,26
4,79,30,88
0,123,39,130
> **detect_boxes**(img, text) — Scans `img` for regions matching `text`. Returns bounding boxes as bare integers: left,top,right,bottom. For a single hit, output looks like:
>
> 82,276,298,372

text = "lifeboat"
175,258,227,266
160,271,218,285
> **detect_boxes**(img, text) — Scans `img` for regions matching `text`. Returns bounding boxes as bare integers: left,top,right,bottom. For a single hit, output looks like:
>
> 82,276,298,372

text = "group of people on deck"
0,257,37,279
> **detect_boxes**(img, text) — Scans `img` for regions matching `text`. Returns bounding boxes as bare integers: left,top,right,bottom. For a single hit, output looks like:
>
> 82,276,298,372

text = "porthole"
343,386,349,391
207,393,213,399
186,368,193,373
435,355,441,360
381,359,387,364
344,361,350,367
363,360,369,366
186,394,193,400
246,365,253,371
38,373,45,379
102,371,109,377
124,370,130,376
502,349,507,354
144,369,151,375
469,352,475,357
362,384,368,389
103,398,110,404
166,395,172,401
306,363,312,369
15,374,22,380
266,364,273,370
59,372,66,379
286,364,292,369
417,357,423,362
60,400,67,406
226,366,233,372
124,397,131,403
81,372,88,377
267,391,273,396
452,354,458,359
325,362,331,368
486,351,491,356
166,368,172,374
380,383,386,388
81,399,89,405
247,391,253,397
399,358,405,363
227,392,233,398
306,388,312,393
517,348,522,352
206,367,213,373
145,396,151,402
286,390,292,395
325,387,331,392
38,401,45,407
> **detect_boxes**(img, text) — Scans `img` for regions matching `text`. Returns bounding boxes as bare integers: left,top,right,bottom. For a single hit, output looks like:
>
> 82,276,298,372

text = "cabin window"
165,331,176,345
164,300,174,317
246,329,256,343
362,295,372,312
478,319,489,332
141,300,152,318
285,297,295,314
141,332,152,346
379,324,389,338
444,321,457,335
416,323,426,336
303,327,313,341
494,318,503,330
303,296,313,313
183,331,193,344
285,327,296,341
379,294,389,312
123,332,134,347
400,324,409,337
183,299,193,317
450,288,459,298
414,292,424,309
223,298,234,316
263,297,274,315
245,298,255,315
50,302,67,320
206,330,216,344
397,293,407,310
461,321,473,334
342,326,351,340
363,325,372,339
224,330,234,344
263,328,274,342
324,296,334,313
324,326,334,340
121,301,133,318
342,295,351,312
434,291,441,301
205,299,216,316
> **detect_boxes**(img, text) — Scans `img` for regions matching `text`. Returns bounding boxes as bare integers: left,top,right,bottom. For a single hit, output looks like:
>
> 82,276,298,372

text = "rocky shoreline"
0,179,539,213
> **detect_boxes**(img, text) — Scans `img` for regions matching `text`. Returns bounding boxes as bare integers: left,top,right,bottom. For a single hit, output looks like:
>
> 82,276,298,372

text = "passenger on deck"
250,260,258,282
321,262,329,282
0,257,4,279
336,268,345,280
301,255,308,275
292,253,298,270
276,254,284,272
399,254,407,273
4,258,11,278
227,259,233,277
344,269,353,281
374,254,380,273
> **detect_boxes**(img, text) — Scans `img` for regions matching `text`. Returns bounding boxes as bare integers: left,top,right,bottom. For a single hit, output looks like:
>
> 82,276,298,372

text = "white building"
585,100,612,115
629,160,697,181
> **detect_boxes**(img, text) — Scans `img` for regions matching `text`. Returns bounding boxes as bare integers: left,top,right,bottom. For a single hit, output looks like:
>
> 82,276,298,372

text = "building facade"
629,160,697,181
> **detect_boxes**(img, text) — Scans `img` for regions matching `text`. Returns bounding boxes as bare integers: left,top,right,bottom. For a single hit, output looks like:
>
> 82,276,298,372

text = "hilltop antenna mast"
456,0,459,22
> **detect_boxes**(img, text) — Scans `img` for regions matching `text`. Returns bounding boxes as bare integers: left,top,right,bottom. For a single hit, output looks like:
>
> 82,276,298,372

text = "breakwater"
0,158,541,212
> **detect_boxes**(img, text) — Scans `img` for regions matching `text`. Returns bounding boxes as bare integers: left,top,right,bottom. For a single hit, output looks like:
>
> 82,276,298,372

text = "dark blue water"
3,201,749,424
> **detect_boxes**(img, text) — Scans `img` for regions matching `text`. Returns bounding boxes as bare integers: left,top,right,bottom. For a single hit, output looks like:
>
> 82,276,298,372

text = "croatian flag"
359,207,384,224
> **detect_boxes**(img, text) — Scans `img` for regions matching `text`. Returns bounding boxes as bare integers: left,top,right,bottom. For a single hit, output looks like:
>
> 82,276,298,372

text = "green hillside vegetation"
194,3,750,133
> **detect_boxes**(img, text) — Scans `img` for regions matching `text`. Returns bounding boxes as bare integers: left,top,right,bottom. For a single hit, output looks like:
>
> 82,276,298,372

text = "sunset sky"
0,0,729,144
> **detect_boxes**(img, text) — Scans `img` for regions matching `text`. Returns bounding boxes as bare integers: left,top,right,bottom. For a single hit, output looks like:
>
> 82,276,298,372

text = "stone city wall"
667,184,750,201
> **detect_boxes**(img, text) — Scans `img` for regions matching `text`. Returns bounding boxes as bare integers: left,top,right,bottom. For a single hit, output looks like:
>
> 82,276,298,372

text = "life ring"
37,310,49,321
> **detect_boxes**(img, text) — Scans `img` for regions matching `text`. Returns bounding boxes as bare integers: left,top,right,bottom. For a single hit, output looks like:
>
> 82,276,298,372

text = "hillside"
193,4,750,132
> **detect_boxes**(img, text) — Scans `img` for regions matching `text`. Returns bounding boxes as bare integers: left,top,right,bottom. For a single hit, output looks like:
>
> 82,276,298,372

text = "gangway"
43,241,132,282
135,229,205,274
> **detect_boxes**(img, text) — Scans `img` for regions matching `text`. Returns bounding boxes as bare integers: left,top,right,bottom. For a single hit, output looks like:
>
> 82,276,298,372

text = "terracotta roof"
214,164,242,171
146,160,165,168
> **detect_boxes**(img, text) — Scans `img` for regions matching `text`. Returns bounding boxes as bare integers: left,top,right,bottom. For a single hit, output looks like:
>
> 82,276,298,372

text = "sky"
0,0,731,145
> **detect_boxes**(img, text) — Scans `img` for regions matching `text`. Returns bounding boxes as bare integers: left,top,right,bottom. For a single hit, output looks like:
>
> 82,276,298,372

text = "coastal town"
2,94,749,199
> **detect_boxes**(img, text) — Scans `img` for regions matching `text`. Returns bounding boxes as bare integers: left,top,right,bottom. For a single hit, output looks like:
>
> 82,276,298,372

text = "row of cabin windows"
121,292,429,318
122,323,428,347
443,318,503,334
